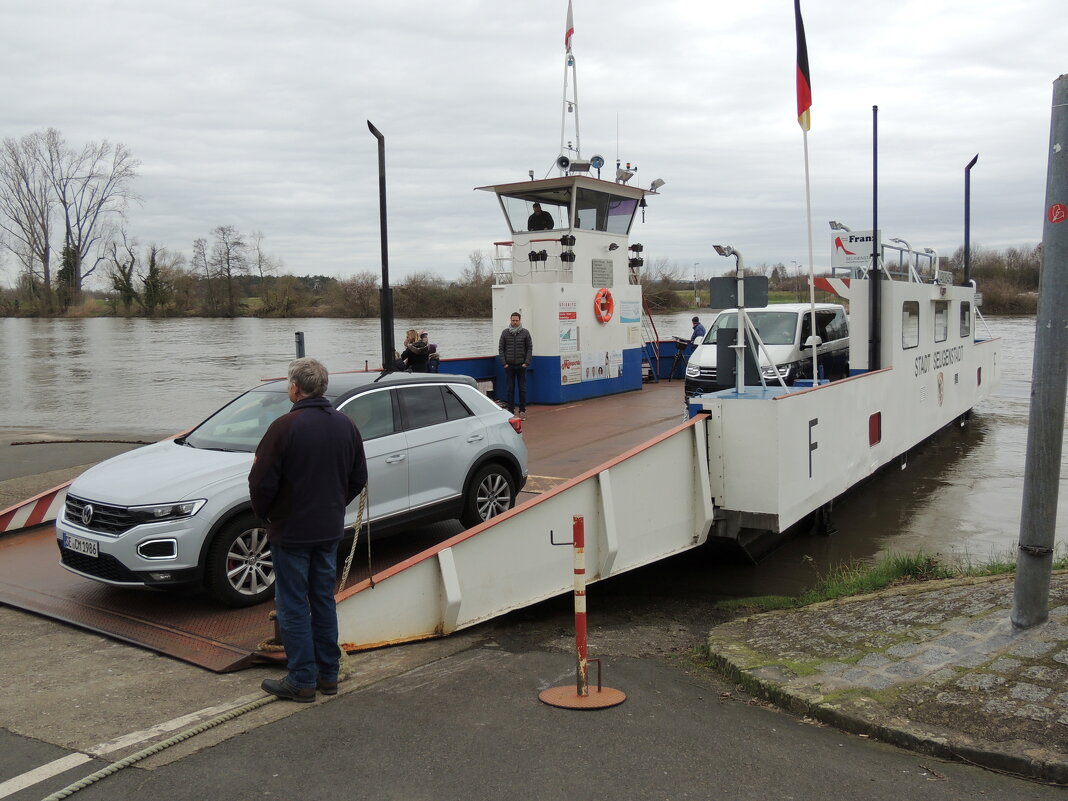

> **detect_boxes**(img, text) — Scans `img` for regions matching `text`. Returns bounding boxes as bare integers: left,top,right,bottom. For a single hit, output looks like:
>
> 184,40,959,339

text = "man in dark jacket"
498,311,533,419
250,358,368,702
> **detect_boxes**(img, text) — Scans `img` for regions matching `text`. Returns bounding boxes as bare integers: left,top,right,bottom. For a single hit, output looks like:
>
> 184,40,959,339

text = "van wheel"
206,513,275,607
461,464,516,527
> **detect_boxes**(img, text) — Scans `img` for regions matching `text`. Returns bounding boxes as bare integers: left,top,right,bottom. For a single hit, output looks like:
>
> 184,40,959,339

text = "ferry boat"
0,5,1000,668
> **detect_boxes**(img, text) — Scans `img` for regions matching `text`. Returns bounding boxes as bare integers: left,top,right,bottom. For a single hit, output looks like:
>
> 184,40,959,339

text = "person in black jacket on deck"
498,311,533,419
400,328,431,372
249,358,367,702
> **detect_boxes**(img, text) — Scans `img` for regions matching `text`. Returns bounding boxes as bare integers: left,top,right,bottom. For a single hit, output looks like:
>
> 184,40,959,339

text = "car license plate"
63,533,98,558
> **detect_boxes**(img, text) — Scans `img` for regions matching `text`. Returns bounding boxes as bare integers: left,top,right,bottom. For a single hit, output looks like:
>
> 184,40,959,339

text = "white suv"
56,372,528,606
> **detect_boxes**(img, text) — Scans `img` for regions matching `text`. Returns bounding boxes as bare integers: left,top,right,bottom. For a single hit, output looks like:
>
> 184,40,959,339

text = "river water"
3,312,1065,579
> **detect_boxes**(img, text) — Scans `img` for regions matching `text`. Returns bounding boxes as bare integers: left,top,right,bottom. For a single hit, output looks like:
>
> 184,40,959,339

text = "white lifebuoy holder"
594,288,614,323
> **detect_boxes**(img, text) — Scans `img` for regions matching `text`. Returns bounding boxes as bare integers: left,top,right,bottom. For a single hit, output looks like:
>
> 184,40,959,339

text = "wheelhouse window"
960,301,972,338
934,301,949,343
575,188,639,234
902,301,920,349
499,192,571,234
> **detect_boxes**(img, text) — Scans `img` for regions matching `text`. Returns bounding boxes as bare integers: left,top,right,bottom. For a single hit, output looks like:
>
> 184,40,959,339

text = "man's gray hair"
288,357,329,398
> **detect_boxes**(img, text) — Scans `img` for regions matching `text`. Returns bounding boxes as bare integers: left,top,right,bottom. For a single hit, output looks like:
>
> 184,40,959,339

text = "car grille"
65,495,137,535
695,367,717,380
58,543,142,583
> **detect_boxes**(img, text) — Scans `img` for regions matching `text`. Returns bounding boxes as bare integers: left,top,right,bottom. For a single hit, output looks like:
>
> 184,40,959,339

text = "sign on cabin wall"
591,259,614,287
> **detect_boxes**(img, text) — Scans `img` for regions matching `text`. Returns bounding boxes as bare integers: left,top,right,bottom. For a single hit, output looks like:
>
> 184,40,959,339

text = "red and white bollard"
538,515,626,709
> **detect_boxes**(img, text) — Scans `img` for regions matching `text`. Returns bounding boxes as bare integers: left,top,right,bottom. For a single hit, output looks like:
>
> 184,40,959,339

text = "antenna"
558,2,580,169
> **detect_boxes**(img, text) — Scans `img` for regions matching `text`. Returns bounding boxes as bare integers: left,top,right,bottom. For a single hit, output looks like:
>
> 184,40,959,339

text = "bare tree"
0,132,54,311
461,250,492,284
191,237,216,314
209,225,248,316
42,129,139,299
249,230,279,312
104,230,142,314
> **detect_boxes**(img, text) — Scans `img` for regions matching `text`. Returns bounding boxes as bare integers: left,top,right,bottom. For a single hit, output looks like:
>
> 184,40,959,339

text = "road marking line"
0,753,92,799
86,694,265,755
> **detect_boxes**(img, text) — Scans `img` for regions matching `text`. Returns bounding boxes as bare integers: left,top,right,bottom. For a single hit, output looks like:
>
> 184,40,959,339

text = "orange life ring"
593,288,614,323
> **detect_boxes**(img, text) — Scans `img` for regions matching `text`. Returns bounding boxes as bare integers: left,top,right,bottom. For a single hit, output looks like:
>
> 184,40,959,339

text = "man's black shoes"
262,677,316,703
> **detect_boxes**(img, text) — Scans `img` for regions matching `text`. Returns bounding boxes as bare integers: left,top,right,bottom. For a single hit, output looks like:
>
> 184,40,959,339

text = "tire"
460,464,516,528
206,513,275,607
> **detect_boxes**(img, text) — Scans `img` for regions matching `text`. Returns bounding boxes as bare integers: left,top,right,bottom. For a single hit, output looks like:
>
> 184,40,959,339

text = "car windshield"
184,386,293,452
707,311,798,346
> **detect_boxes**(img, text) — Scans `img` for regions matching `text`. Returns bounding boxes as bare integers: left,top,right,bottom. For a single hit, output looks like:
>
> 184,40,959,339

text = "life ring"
593,288,614,323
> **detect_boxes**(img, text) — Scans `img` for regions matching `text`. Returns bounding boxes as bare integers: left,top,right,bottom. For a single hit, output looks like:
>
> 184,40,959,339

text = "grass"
718,549,1068,615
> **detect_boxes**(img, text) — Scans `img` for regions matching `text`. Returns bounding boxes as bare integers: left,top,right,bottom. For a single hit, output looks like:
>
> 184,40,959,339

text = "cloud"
1,0,1060,286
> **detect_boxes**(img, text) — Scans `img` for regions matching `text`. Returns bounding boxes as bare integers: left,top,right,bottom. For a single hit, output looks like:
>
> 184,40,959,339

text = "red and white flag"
565,0,575,53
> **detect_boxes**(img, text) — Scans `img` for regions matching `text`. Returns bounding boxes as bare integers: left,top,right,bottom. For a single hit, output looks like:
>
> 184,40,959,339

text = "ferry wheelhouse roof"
475,174,656,236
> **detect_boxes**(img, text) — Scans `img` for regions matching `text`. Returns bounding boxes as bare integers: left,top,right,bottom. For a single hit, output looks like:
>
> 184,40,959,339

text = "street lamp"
828,220,852,232
693,262,700,306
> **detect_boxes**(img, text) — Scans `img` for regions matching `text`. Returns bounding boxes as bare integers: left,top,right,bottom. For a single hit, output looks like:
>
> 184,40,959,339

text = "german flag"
795,0,812,131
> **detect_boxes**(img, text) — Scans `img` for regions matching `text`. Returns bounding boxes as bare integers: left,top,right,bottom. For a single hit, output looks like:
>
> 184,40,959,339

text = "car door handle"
384,454,406,464
466,434,484,443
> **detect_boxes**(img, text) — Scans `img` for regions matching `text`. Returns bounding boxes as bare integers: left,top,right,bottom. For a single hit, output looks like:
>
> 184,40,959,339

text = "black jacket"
401,339,431,371
498,325,533,366
249,396,367,548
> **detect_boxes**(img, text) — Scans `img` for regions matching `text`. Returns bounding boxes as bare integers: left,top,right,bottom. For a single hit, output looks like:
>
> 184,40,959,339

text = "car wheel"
460,464,516,528
206,513,275,607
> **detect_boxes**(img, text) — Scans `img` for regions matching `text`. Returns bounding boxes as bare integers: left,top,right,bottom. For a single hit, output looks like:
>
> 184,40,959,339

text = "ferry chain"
39,695,279,801
42,488,371,801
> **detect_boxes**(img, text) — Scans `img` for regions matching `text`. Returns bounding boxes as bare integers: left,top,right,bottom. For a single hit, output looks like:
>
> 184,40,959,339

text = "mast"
559,0,580,166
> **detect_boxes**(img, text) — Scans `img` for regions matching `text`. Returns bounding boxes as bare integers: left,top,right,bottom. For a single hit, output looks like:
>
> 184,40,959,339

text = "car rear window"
398,385,449,430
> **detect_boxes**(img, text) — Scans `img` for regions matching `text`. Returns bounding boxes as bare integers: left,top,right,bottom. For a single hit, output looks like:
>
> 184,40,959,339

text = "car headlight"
128,500,207,524
685,364,700,378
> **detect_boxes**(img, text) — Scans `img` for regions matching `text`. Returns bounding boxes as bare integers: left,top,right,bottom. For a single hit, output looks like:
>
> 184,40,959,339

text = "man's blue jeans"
271,542,340,689
504,364,527,413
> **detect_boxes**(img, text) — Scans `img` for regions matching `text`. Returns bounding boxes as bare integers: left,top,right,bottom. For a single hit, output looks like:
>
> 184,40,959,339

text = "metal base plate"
538,685,626,709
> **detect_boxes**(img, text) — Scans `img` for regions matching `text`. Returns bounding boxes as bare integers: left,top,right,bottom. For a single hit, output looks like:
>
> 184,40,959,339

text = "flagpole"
794,0,818,383
803,129,817,383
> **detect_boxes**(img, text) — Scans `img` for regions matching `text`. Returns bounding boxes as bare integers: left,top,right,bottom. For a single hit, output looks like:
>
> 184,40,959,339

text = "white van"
684,303,849,398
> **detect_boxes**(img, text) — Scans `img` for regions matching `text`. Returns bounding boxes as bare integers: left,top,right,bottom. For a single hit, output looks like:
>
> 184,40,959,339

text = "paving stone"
886,661,925,679
1010,639,1057,658
928,668,957,684
984,698,1019,716
1017,703,1056,722
989,657,1023,673
885,642,924,658
933,632,977,649
967,617,1004,634
957,652,989,668
1010,682,1051,702
1051,649,1068,666
1021,665,1067,684
935,691,973,706
916,646,960,668
857,653,891,668
956,672,1005,691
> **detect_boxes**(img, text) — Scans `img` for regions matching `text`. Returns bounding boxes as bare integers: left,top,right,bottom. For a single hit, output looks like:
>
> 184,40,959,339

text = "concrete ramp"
335,416,713,650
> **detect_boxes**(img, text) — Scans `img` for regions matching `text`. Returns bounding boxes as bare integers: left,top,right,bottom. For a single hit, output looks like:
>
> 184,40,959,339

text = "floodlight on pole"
828,220,852,232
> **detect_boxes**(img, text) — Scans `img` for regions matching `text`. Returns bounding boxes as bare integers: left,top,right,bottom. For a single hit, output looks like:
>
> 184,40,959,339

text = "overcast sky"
1,0,1062,286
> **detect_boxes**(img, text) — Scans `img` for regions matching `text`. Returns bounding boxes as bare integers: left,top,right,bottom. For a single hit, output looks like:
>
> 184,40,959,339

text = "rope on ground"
39,695,279,801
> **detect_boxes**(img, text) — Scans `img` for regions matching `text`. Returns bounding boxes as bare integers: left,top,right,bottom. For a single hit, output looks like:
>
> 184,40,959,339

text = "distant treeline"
0,244,1042,318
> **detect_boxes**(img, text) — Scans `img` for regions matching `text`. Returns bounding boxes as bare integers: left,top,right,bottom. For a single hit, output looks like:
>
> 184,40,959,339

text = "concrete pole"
1011,75,1068,629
